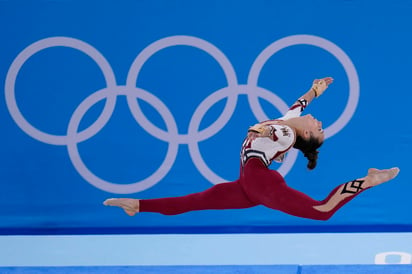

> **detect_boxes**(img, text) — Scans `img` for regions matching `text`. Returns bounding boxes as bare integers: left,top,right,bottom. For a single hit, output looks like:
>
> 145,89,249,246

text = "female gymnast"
103,77,400,220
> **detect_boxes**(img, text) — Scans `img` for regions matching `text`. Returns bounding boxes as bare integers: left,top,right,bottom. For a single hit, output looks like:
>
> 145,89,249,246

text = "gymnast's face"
302,114,325,143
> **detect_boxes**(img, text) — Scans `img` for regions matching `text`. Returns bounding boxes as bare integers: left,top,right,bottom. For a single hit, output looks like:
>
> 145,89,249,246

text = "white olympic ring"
4,35,359,194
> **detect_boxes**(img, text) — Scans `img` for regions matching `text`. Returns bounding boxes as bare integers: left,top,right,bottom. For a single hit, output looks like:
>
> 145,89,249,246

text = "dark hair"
293,133,323,170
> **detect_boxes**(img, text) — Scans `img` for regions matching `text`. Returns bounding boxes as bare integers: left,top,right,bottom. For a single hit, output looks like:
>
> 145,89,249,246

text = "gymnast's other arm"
248,76,334,139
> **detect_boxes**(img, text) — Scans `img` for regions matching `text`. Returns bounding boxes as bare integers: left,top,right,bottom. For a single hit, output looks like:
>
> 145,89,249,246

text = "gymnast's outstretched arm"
282,76,334,119
248,77,333,138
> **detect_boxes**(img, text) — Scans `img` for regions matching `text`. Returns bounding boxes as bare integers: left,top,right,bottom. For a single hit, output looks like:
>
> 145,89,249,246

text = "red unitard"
138,99,367,220
139,157,365,220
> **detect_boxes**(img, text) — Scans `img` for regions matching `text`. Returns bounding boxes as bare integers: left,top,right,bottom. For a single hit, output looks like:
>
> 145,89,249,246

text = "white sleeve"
270,124,296,163
270,124,295,149
279,99,308,120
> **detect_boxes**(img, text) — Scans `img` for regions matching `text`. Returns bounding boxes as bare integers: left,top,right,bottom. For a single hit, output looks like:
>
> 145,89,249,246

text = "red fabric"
140,158,362,220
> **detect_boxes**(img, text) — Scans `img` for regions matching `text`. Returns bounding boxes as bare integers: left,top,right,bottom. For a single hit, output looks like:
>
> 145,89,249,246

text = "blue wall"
0,0,411,233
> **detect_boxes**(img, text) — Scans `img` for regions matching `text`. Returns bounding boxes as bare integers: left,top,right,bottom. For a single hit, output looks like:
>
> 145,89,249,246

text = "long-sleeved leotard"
139,98,367,220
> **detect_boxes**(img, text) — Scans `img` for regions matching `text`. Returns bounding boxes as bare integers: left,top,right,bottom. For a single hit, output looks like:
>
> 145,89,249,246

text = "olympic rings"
4,35,359,194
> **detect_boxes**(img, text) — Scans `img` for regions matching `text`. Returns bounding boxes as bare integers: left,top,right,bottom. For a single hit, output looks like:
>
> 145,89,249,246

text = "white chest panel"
241,124,295,166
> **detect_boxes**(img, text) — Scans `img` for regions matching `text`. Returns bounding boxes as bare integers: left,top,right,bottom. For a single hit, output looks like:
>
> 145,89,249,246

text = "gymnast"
104,77,399,220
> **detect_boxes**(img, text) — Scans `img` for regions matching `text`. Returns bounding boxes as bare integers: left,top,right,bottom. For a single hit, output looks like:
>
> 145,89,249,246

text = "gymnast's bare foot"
103,198,140,216
365,167,400,188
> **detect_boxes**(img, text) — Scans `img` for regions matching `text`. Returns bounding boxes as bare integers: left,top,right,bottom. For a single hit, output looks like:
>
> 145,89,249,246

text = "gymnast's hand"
311,77,334,97
247,125,273,141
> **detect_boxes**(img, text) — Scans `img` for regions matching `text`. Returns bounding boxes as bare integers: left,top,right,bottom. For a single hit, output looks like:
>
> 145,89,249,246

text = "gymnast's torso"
239,99,307,167
240,122,296,167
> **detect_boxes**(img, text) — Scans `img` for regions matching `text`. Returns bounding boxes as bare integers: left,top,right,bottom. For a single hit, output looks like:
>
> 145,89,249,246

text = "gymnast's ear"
303,129,311,139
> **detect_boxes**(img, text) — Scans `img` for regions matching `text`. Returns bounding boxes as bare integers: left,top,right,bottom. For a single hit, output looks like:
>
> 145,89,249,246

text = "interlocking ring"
5,35,359,194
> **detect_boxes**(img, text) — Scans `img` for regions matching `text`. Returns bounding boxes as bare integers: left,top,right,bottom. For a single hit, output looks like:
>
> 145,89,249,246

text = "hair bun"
304,150,319,161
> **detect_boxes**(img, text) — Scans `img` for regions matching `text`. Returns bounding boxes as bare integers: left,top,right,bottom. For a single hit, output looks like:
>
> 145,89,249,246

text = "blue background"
0,0,411,233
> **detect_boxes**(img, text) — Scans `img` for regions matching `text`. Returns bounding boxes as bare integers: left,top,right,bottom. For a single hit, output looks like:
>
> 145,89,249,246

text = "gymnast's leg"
311,167,400,218
103,180,258,216
241,159,400,220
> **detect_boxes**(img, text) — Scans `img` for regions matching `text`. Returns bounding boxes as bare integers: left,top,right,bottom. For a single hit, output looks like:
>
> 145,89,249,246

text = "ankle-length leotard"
139,99,366,220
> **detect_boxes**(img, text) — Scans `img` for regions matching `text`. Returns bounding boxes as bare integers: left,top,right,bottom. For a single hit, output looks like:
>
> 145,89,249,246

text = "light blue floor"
0,233,411,266
2,265,412,274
